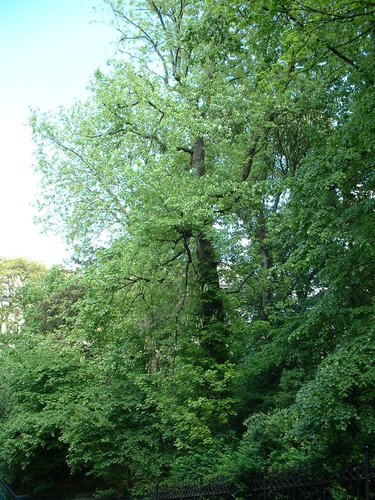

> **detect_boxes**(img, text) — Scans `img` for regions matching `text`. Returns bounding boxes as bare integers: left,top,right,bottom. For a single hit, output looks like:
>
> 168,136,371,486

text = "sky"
0,0,116,266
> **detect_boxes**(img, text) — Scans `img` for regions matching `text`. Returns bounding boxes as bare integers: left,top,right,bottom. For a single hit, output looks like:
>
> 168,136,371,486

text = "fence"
247,464,374,499
17,448,374,499
132,447,374,499
138,480,235,499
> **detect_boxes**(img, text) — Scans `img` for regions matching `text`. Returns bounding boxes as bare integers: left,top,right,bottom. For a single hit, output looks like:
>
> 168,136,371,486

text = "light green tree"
0,258,47,336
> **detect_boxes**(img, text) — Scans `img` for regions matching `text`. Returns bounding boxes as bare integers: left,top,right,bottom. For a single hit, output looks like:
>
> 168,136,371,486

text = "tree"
0,258,47,337
228,0,375,477
31,1,254,478
26,0,375,492
0,266,86,494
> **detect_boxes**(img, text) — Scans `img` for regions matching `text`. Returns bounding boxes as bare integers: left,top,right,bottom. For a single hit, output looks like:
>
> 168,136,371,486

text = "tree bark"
192,137,228,362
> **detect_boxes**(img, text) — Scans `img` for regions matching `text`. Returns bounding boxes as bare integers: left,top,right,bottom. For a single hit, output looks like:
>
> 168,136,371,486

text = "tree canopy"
0,0,374,496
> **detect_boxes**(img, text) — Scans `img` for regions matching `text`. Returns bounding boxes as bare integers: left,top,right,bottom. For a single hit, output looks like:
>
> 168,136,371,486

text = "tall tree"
27,0,375,492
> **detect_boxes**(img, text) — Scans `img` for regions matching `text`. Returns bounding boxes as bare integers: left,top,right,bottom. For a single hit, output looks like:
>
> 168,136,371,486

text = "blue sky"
0,0,116,266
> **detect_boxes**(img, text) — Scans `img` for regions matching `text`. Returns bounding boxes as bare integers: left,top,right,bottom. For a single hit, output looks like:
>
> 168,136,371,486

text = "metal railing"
133,447,373,500
9,447,374,499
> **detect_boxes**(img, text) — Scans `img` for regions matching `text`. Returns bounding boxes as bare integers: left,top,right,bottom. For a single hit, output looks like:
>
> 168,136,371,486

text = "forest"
0,0,374,497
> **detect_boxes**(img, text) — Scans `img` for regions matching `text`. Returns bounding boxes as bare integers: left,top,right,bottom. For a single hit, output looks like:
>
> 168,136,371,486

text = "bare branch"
241,136,261,181
225,270,256,294
176,146,193,155
111,6,170,85
150,1,167,31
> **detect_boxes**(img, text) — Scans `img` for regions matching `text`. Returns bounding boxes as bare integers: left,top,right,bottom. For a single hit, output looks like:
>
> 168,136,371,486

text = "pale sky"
0,0,116,266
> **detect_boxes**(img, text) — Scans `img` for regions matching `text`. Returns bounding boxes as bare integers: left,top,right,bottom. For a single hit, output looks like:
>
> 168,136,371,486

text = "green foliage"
1,0,374,495
330,484,357,500
291,331,375,469
0,258,47,337
0,332,82,489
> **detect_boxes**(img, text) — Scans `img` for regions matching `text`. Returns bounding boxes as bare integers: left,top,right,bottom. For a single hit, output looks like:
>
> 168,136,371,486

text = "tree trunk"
256,206,272,320
192,137,228,362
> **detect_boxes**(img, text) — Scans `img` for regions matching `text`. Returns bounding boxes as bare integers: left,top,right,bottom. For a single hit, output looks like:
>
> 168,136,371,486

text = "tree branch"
111,6,170,85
